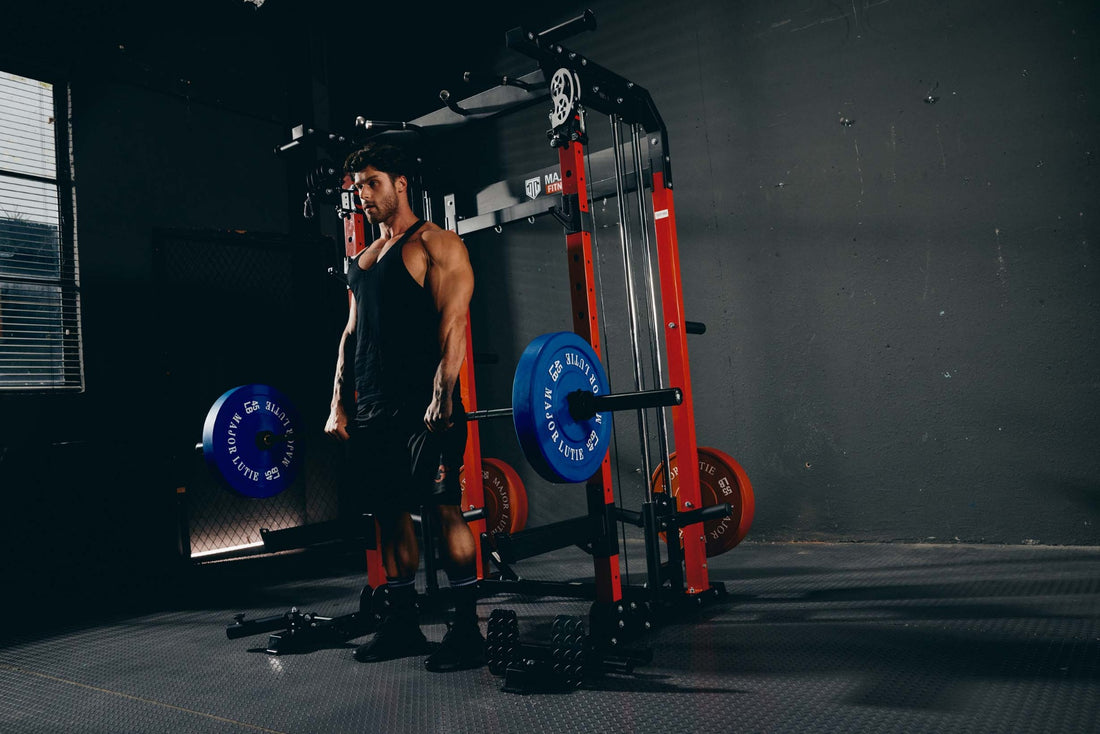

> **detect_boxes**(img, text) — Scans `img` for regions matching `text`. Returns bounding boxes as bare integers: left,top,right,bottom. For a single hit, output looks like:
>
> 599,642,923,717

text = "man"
324,141,482,671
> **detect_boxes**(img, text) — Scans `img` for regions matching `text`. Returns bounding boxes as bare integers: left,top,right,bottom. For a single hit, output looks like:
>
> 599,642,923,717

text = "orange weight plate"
460,458,528,536
488,458,528,533
650,446,755,556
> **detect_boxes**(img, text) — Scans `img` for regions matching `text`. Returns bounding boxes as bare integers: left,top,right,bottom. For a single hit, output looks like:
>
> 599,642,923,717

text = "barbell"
200,330,681,497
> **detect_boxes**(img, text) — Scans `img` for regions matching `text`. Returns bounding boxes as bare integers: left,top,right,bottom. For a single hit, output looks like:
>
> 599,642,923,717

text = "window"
0,70,83,391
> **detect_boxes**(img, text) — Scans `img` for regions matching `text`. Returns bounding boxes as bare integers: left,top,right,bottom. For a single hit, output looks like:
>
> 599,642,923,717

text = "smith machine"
220,10,754,684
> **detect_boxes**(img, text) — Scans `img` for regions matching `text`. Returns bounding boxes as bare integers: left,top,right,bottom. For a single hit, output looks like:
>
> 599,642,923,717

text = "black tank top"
347,220,441,419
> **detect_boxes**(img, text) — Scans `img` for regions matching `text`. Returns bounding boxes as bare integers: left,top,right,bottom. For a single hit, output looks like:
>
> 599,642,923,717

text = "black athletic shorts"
344,399,468,514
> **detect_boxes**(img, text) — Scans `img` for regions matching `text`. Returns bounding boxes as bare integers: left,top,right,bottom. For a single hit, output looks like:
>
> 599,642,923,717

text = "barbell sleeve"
567,387,682,421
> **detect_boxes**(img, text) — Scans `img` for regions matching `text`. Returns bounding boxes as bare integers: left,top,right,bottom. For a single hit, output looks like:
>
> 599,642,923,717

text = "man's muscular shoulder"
420,225,465,261
417,221,450,245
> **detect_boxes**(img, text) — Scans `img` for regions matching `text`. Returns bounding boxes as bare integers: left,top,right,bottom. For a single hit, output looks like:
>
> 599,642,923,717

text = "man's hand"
424,392,454,433
325,403,351,441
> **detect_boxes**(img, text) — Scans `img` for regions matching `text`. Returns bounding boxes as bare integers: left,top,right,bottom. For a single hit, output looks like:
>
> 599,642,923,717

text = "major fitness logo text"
525,172,563,200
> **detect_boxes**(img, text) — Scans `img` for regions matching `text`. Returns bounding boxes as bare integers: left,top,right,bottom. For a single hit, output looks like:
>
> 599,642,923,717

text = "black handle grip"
226,612,295,640
353,118,418,132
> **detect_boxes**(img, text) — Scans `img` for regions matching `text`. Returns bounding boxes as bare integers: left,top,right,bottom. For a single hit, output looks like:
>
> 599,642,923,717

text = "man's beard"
363,191,397,224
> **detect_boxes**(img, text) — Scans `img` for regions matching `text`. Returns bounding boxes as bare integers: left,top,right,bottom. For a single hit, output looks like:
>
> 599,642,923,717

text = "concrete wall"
449,0,1099,545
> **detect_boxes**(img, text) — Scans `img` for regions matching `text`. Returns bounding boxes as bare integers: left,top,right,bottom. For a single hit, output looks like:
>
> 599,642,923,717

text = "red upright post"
558,138,622,605
459,321,486,579
650,172,710,594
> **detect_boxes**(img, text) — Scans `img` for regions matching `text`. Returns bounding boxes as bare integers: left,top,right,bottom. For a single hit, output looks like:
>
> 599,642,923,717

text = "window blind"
0,71,83,391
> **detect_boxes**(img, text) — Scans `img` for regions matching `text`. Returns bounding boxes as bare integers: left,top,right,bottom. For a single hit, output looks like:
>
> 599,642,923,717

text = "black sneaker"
353,618,429,662
424,623,485,672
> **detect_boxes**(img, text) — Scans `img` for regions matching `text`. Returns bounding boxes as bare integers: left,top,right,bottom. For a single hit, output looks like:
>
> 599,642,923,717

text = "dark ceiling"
4,0,587,124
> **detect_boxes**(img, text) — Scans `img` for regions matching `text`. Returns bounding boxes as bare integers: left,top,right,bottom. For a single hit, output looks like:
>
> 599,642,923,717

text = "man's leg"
354,509,429,662
424,503,485,671
379,509,420,579
437,504,478,622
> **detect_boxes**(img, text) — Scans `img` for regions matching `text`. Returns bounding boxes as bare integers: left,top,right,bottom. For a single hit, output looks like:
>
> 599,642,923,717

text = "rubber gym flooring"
0,541,1097,734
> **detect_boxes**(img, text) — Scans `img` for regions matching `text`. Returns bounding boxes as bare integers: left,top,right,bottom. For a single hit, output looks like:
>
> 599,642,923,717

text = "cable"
584,139,631,587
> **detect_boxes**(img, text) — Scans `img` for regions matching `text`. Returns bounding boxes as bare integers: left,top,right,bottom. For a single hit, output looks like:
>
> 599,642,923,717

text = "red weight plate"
650,446,755,557
460,458,527,536
487,458,528,533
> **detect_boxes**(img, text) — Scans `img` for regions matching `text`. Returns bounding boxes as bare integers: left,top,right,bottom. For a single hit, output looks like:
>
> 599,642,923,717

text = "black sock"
384,576,418,620
448,574,479,629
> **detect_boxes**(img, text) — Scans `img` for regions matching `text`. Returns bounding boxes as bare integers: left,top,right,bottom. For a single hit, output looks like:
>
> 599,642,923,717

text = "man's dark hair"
343,141,414,183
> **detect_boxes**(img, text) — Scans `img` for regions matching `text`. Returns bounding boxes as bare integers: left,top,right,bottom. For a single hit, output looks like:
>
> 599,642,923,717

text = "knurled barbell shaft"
465,407,516,421
242,388,682,446
465,387,682,423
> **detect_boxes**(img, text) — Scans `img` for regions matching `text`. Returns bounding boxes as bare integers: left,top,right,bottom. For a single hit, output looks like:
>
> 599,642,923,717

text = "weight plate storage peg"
459,458,528,535
511,331,613,485
650,446,755,556
202,384,302,498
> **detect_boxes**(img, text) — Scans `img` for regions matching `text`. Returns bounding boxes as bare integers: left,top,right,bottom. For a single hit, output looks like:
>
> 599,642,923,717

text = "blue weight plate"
512,332,612,484
201,384,302,498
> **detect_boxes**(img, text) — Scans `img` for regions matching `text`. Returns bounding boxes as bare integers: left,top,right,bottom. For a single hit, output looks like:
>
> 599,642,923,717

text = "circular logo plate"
201,384,302,498
512,331,612,484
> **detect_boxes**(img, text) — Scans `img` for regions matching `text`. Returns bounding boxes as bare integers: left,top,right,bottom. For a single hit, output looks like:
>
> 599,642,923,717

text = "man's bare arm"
325,291,357,440
423,229,474,431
